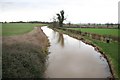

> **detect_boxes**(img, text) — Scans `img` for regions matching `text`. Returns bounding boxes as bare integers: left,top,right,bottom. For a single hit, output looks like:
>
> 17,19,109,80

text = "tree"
106,23,110,28
52,16,57,27
68,22,71,27
56,10,65,27
118,24,120,29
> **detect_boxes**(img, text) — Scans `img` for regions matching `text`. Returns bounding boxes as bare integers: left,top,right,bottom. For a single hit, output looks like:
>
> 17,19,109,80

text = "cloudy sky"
0,0,119,23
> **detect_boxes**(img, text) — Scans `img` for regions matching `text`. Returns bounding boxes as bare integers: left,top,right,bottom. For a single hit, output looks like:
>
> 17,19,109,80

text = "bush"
2,43,48,78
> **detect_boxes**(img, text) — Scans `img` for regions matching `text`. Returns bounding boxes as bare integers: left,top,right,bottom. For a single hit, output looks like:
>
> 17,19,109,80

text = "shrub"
2,43,48,78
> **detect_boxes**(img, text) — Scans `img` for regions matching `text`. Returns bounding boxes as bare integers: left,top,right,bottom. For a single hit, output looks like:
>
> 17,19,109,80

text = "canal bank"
49,27,118,79
2,26,49,78
41,26,113,78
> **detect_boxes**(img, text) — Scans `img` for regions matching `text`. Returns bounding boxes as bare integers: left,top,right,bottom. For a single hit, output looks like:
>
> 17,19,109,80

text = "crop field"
68,28,119,37
2,23,46,36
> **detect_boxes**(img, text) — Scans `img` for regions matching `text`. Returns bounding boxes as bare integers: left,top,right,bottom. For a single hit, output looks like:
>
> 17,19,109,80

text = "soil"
3,27,49,50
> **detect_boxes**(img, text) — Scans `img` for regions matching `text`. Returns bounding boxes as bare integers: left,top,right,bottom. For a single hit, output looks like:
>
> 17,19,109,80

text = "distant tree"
52,16,57,27
110,23,113,27
105,23,109,28
56,10,65,27
118,24,120,29
88,23,90,25
68,22,71,27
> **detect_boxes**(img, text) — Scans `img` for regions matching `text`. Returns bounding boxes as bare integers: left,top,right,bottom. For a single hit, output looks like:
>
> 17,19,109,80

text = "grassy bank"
84,37,119,78
68,28,119,37
2,23,49,78
2,23,47,36
3,43,48,78
52,27,119,78
0,23,2,36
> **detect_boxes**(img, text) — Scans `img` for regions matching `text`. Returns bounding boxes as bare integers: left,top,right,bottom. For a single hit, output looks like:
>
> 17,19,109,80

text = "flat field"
68,28,119,37
2,23,46,36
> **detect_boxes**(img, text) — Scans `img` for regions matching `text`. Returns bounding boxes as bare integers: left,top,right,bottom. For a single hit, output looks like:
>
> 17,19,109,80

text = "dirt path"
3,27,49,49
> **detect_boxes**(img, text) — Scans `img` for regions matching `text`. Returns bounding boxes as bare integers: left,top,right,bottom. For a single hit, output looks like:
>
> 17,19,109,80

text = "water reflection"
57,33,64,47
41,26,112,78
51,30,64,47
52,30,56,40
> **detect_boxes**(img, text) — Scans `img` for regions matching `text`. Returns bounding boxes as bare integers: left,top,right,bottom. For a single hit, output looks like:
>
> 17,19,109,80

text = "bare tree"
56,10,65,27
52,16,57,27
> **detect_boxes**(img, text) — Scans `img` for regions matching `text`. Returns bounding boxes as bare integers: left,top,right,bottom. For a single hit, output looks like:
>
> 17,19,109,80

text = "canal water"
41,26,112,78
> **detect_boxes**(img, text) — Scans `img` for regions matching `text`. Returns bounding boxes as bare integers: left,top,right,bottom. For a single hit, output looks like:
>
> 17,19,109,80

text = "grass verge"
84,36,119,78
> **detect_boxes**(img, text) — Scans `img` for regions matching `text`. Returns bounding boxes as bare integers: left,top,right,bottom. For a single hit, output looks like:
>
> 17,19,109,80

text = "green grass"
85,37,119,78
68,28,119,37
2,23,46,36
0,23,2,36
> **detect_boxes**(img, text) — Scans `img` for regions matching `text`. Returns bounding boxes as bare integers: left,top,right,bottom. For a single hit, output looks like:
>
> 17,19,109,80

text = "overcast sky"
0,0,119,23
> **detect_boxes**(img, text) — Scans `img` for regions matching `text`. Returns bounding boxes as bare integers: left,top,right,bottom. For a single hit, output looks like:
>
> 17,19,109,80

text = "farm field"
2,23,46,36
2,23,119,78
2,23,49,78
68,28,119,37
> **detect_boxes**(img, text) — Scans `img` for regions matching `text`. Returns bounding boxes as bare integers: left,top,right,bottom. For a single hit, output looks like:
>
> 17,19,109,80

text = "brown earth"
3,27,49,49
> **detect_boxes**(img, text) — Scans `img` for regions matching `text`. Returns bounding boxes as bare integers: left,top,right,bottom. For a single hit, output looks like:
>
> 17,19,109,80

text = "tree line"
1,21,51,24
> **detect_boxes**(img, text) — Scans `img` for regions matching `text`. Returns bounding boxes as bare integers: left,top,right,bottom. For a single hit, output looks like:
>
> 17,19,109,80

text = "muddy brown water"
41,26,112,78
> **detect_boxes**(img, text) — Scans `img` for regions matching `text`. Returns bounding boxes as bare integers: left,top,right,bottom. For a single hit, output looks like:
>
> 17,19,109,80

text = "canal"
41,26,112,78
